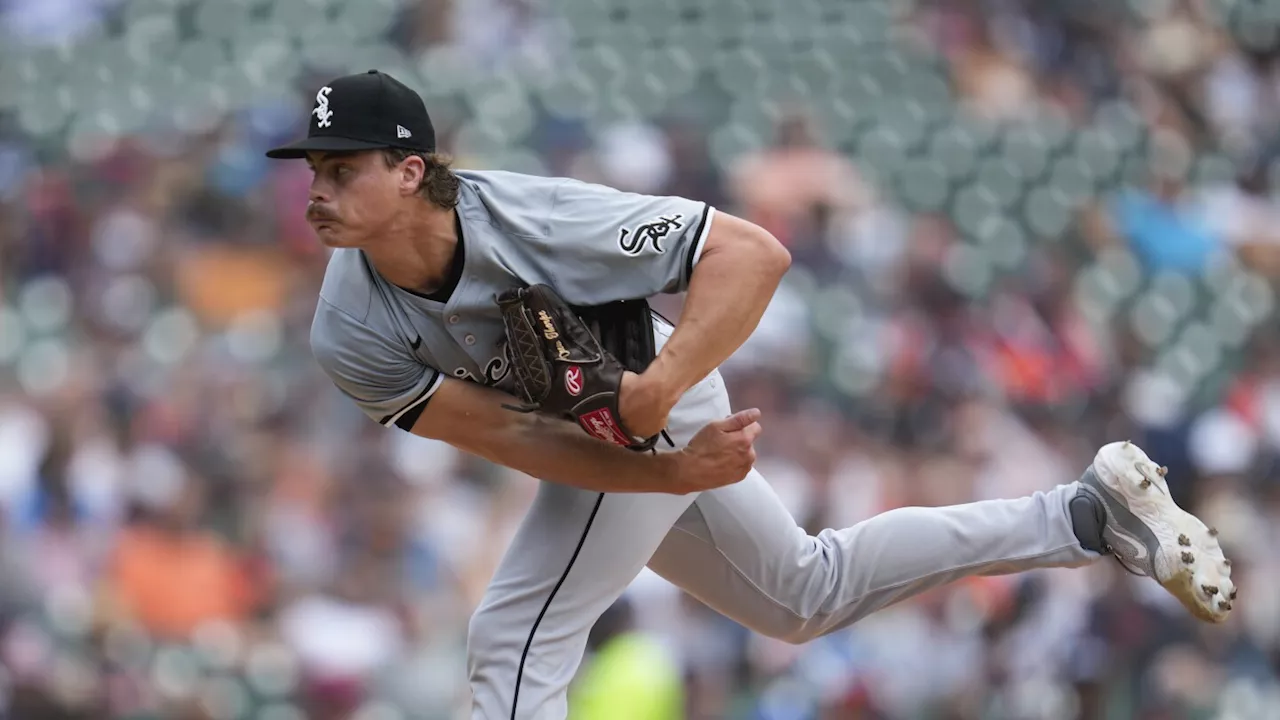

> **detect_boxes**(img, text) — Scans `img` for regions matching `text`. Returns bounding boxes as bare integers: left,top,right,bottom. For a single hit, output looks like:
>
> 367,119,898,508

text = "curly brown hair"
382,148,460,209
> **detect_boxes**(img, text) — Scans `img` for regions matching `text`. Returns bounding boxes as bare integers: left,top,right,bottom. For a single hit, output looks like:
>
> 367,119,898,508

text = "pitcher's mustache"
307,205,339,222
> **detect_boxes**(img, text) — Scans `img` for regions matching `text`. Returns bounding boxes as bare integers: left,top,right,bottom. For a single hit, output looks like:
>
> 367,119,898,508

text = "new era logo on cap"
264,70,436,159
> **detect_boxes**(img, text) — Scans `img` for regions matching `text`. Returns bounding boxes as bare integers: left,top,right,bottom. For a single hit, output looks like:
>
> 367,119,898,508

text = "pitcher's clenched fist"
672,408,763,494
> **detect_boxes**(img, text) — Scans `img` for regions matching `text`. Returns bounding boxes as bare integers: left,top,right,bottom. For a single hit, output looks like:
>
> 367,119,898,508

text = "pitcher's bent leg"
467,358,733,719
467,484,696,720
648,471,1099,644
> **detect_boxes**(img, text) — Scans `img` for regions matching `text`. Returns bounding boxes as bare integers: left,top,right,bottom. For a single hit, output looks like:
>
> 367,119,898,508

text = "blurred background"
3,0,1280,718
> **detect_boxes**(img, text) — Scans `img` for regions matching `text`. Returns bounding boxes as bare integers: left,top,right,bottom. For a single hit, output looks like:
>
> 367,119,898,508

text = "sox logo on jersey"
451,341,512,386
618,214,684,256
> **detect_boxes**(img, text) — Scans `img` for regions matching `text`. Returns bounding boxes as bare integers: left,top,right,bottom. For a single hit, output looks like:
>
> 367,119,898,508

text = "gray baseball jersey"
310,169,714,430
306,169,1101,720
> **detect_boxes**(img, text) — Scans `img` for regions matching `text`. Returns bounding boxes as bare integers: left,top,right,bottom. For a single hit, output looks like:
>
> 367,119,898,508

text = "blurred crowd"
5,0,1280,718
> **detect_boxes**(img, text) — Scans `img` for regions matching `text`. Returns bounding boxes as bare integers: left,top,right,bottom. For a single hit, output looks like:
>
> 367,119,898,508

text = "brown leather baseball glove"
496,284,662,451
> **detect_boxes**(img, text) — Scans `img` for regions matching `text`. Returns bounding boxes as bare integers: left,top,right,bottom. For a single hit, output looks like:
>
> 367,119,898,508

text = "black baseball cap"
265,70,436,159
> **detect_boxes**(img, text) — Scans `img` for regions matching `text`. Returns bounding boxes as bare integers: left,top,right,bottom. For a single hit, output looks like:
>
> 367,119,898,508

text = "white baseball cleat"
1070,441,1236,624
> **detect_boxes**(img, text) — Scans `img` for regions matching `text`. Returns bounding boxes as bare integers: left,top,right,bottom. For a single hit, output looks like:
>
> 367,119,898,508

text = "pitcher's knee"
756,589,892,644
745,609,830,645
466,604,516,678
777,619,827,645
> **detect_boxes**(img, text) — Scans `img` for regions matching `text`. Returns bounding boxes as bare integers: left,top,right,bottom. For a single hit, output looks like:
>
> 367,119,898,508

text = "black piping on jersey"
510,492,605,719
650,307,676,329
378,371,442,430
682,206,712,286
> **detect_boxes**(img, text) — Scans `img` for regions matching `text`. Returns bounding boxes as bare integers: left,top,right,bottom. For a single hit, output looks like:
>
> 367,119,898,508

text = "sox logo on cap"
313,87,334,128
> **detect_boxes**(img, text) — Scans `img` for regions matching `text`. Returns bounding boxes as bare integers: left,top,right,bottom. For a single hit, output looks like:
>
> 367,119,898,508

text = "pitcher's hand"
618,370,681,439
671,408,762,494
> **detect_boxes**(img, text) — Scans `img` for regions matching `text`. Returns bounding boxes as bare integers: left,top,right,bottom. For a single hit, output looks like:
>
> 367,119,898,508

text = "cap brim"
264,136,392,159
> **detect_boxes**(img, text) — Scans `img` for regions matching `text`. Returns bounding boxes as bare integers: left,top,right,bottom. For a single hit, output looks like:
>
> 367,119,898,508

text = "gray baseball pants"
467,325,1100,719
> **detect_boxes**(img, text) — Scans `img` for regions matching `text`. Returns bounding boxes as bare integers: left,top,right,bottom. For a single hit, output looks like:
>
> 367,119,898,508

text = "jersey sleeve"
310,298,443,431
537,178,715,304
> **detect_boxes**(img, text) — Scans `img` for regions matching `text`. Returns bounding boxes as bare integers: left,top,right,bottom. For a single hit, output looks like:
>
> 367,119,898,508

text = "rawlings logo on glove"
565,366,584,396
579,407,632,445
495,284,661,452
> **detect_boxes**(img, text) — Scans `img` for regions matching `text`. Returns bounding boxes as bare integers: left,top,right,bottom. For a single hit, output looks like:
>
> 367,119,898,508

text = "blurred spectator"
280,556,409,720
728,112,871,249
99,471,259,641
568,598,683,720
1109,165,1224,275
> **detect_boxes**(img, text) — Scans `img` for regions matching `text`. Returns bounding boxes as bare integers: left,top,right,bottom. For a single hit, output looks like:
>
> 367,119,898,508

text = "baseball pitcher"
266,71,1236,720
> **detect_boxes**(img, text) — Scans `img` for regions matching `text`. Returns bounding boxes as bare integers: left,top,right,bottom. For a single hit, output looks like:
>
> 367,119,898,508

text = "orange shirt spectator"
103,522,256,640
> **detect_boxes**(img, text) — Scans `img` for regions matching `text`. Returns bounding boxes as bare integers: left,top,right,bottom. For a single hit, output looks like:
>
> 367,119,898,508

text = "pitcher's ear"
396,153,426,195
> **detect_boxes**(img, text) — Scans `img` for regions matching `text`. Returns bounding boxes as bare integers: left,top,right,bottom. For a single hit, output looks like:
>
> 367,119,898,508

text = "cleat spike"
1178,534,1191,546
1202,585,1218,595
1209,527,1219,537
1219,601,1232,612
1224,560,1232,568
1140,478,1151,489
1229,589,1237,600
1181,551,1195,564
1157,465,1168,477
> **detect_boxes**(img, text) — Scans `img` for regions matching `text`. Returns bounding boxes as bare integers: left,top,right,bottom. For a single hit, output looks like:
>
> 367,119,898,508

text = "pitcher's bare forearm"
407,377,687,493
473,413,686,493
647,213,789,399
